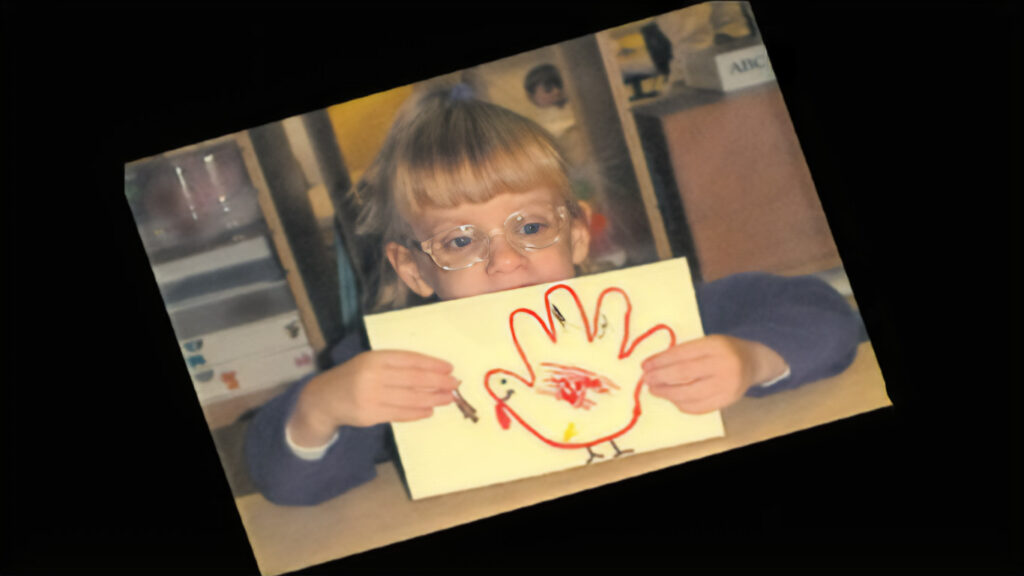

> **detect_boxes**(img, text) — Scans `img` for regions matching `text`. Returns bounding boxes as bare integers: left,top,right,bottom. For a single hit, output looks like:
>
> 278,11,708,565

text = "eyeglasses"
409,205,570,271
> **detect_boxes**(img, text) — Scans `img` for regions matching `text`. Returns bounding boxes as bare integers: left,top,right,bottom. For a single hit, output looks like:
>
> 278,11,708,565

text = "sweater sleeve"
243,331,391,506
695,272,862,397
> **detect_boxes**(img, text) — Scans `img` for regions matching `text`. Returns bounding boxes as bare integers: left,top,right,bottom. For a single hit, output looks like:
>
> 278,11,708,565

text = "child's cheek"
435,270,486,301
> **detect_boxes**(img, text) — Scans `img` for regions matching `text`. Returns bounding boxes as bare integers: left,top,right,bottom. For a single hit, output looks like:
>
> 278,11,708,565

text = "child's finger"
380,369,460,392
671,382,735,414
643,366,701,388
642,356,714,387
374,350,454,373
648,378,715,405
383,405,436,423
380,388,455,410
641,339,712,371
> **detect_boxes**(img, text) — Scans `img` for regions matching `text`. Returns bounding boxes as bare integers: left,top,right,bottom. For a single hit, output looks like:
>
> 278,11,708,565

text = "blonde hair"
353,83,584,311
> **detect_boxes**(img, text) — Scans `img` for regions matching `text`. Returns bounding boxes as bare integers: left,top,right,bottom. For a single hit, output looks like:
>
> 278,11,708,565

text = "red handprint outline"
484,283,676,459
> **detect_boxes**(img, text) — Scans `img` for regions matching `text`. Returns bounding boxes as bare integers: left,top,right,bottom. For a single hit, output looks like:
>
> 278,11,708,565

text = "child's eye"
445,236,474,250
519,222,547,235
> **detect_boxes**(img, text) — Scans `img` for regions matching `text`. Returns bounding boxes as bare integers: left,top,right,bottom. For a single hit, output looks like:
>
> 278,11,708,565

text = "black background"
2,1,1021,573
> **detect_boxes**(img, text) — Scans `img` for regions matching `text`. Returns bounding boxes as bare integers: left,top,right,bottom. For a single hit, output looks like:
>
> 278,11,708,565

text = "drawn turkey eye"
500,379,507,385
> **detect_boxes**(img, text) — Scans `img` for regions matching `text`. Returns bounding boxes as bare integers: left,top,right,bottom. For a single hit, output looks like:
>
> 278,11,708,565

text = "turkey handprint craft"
365,258,723,500
485,283,677,464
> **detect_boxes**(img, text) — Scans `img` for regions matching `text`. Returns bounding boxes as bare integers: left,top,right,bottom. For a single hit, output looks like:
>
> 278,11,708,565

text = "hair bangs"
392,103,572,215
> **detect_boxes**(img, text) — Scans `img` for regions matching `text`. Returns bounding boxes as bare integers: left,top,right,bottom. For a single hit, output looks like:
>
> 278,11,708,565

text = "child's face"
387,188,590,301
529,84,567,109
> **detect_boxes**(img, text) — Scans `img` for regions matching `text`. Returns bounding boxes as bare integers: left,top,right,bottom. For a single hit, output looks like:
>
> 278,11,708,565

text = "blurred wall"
327,84,415,185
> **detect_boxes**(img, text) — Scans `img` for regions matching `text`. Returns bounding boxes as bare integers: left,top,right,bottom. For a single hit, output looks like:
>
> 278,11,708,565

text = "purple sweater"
245,272,862,506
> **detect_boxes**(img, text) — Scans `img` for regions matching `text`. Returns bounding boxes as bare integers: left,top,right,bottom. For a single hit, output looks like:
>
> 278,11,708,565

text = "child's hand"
288,351,459,447
641,335,788,414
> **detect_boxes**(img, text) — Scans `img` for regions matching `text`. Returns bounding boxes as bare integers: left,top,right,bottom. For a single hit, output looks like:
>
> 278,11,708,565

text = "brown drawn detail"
596,314,609,339
452,386,478,423
551,304,567,328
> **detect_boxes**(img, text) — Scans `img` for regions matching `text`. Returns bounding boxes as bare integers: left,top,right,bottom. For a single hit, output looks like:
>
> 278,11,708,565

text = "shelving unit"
591,11,842,282
125,132,325,428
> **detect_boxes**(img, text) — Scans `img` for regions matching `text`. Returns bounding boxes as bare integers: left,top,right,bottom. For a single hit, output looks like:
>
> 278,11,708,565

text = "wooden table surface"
235,341,890,575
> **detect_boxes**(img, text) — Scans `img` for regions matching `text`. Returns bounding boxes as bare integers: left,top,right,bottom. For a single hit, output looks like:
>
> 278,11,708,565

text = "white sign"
715,44,776,92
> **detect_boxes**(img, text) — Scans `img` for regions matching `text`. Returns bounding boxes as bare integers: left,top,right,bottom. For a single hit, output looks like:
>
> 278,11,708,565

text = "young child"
245,84,861,506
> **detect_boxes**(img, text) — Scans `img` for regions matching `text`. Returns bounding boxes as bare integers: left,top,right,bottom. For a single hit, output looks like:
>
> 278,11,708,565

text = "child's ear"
385,242,436,298
569,212,591,265
577,199,593,226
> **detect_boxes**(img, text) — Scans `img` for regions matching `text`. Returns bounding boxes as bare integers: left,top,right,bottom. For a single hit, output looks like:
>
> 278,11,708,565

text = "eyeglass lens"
429,206,565,269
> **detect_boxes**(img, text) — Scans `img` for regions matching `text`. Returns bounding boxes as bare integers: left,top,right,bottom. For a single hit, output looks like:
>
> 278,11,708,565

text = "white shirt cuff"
757,366,792,388
285,425,339,461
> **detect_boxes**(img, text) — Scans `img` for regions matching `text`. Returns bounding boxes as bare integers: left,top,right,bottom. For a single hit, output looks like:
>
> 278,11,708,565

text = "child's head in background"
355,84,591,311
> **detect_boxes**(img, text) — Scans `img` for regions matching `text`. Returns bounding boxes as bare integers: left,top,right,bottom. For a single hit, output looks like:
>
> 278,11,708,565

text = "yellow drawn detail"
563,422,578,442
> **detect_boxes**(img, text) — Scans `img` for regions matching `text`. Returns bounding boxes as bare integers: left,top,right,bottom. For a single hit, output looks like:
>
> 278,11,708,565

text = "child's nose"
486,234,527,273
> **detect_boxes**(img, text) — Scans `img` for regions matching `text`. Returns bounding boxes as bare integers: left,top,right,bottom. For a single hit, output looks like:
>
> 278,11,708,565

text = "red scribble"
484,284,676,450
540,362,616,409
